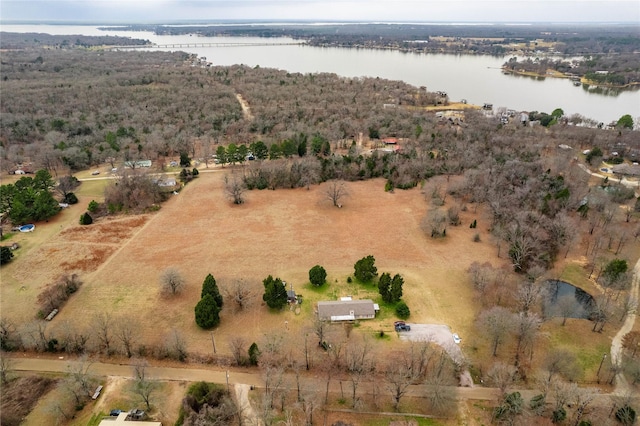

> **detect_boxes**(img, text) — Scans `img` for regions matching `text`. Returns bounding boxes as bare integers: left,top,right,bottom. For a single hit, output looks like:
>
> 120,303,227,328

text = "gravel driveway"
398,323,474,387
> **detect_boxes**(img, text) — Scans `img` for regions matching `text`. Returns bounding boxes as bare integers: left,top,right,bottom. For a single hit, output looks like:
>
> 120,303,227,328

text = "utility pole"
210,332,217,354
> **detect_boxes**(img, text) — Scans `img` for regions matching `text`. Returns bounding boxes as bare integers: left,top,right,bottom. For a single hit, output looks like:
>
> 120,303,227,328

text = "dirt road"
610,256,640,394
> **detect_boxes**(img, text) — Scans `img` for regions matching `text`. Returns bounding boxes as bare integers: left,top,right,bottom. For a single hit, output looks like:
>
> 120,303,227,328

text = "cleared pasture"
1,171,501,356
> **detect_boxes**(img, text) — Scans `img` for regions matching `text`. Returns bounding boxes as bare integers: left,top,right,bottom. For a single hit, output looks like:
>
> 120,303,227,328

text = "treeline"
0,31,150,49
103,23,640,55
1,48,441,172
504,54,640,86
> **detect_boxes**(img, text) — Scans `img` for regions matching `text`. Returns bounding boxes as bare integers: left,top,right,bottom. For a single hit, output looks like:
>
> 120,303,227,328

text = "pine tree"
194,294,220,329
262,275,287,309
201,273,223,308
390,274,404,302
248,342,260,366
378,272,392,302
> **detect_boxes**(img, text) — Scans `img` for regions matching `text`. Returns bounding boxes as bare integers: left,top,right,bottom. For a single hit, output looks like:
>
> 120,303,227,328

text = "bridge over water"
109,41,306,49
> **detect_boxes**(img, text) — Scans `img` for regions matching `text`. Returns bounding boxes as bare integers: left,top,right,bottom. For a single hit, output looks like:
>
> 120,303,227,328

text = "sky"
1,0,639,23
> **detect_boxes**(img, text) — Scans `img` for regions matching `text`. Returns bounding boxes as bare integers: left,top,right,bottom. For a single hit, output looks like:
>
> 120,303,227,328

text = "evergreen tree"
262,275,287,309
309,264,327,287
179,152,191,167
354,255,377,282
390,274,404,302
201,273,223,307
0,246,14,265
248,342,260,366
378,272,392,302
395,301,410,319
215,145,228,165
79,212,93,225
194,294,221,329
250,141,268,160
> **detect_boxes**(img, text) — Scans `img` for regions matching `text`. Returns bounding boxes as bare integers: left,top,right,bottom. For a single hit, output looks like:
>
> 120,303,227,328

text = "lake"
3,24,639,124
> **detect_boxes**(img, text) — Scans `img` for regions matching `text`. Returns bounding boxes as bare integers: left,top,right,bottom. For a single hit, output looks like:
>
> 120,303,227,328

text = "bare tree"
166,329,188,362
64,355,96,408
56,175,79,199
0,352,14,384
59,320,91,354
486,361,518,396
570,386,598,426
299,385,321,426
424,373,456,415
344,338,374,408
515,279,545,315
513,312,541,367
224,172,246,205
21,321,50,352
229,336,248,366
115,317,138,358
468,261,494,302
554,295,583,326
224,279,255,312
160,267,185,295
131,358,158,410
422,208,447,238
385,361,415,411
478,306,513,357
543,349,580,383
91,312,113,355
0,318,19,351
312,317,328,347
325,180,348,207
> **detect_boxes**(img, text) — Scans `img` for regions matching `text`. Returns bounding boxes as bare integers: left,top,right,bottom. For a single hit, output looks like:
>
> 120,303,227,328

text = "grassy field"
1,170,500,356
2,167,638,424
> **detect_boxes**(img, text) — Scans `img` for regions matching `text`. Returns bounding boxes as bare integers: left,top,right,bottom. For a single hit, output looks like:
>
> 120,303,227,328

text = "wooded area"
1,33,640,425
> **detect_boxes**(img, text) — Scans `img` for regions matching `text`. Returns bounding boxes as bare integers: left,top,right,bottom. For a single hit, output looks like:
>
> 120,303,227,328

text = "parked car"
110,409,122,416
452,333,461,344
91,170,100,175
395,322,411,332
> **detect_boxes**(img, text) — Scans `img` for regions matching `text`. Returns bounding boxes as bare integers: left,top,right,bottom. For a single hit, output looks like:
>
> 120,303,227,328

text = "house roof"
98,412,161,426
612,163,640,176
317,299,376,320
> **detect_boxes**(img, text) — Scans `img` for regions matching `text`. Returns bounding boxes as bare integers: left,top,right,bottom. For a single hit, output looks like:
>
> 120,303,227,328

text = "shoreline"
501,66,640,90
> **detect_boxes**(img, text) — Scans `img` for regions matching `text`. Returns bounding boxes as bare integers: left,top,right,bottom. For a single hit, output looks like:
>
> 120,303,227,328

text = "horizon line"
2,19,638,26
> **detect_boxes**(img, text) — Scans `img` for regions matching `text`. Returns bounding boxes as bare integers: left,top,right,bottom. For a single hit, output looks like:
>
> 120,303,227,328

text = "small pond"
542,279,595,320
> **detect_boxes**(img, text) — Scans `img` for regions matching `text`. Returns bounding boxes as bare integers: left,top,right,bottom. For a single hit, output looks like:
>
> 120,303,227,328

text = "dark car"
110,409,122,416
395,323,411,332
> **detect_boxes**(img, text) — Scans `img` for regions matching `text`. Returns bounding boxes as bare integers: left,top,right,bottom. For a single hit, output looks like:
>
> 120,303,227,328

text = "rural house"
317,299,378,322
98,410,161,426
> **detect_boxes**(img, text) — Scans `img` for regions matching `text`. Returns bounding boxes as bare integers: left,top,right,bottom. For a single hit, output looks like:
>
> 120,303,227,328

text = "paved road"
10,354,633,409
10,355,503,402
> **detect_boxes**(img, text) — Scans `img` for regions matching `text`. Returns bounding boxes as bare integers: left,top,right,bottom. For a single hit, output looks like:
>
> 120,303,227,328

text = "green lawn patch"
559,263,598,294
1,232,15,241
87,412,108,426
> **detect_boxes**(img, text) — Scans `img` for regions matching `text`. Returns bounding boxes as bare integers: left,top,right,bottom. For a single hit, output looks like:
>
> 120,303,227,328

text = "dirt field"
1,170,503,357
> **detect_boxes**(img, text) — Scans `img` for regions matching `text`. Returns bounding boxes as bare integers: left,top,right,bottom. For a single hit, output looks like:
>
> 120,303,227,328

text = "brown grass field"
3,166,640,425
1,170,504,357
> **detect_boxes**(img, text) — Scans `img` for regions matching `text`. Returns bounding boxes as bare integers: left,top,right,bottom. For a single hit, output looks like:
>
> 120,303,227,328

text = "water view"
4,24,639,124
543,279,595,320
